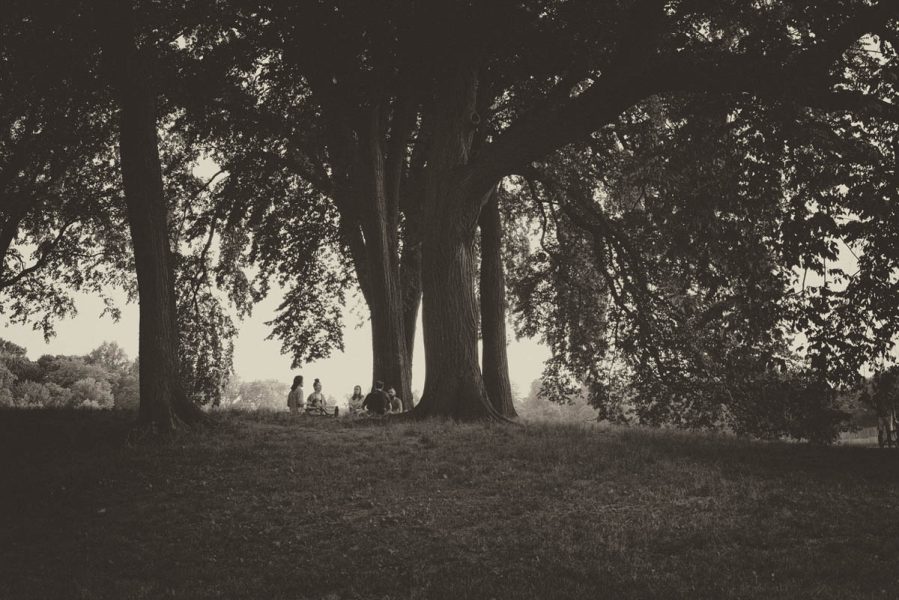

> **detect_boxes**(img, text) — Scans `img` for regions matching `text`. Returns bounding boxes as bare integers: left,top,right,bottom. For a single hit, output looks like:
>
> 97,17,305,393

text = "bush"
14,380,51,408
728,372,850,444
69,378,114,410
516,379,599,423
0,339,135,410
44,382,74,408
0,362,16,407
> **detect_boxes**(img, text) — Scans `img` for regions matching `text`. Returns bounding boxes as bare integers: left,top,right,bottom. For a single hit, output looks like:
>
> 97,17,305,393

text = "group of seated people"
287,376,339,415
287,376,403,416
348,380,404,416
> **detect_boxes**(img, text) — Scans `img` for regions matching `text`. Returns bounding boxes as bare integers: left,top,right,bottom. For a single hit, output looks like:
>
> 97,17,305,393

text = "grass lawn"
1,409,898,599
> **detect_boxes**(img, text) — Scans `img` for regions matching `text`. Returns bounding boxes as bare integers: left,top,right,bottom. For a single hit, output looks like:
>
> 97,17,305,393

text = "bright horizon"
0,289,550,402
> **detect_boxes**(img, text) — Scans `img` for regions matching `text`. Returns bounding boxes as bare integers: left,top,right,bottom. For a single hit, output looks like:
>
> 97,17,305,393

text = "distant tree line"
0,339,138,410
0,337,310,412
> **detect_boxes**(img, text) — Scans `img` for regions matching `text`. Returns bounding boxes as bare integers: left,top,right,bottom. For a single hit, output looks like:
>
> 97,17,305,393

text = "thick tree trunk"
106,1,202,431
416,224,494,419
363,224,413,407
359,111,414,407
315,82,421,409
340,211,413,406
413,65,501,420
479,191,517,418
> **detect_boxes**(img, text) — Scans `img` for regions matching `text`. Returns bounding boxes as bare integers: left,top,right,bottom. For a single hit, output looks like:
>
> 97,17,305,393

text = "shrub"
14,380,51,408
69,378,114,410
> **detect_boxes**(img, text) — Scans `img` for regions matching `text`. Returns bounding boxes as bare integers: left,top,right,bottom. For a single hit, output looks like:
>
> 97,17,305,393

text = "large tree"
406,0,899,419
175,4,430,407
3,1,262,424
179,0,898,420
96,0,204,429
8,0,898,426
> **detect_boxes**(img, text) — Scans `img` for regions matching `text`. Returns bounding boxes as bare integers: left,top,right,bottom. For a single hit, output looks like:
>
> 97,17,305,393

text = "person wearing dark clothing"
362,380,390,415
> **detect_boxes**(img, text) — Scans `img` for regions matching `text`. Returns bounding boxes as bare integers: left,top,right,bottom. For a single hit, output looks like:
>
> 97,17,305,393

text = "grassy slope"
1,410,898,600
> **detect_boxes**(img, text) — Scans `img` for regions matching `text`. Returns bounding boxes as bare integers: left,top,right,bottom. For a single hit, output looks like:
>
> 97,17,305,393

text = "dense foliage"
505,86,895,440
0,339,138,410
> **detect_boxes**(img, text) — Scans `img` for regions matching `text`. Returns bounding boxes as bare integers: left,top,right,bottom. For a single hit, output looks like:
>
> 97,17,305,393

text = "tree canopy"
2,0,897,433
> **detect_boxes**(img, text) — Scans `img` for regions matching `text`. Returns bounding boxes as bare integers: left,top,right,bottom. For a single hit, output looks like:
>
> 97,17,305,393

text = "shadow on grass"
2,409,899,599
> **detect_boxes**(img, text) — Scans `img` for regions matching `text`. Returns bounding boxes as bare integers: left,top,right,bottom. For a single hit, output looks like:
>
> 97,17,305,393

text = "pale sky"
0,288,550,400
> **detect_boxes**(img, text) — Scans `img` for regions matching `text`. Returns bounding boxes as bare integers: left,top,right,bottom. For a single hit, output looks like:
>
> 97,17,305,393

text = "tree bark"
413,65,501,420
104,0,202,431
479,190,517,418
399,208,422,407
416,223,493,419
345,108,414,406
362,218,412,406
301,67,421,410
339,205,413,406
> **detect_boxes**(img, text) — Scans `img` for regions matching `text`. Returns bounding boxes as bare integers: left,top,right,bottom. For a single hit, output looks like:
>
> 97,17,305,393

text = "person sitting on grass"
287,375,304,414
306,378,336,415
348,385,365,415
386,386,403,413
362,380,390,416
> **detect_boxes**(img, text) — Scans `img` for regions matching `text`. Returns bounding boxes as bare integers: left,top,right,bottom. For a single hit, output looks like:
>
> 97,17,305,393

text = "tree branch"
0,218,78,290
462,2,899,213
793,2,899,74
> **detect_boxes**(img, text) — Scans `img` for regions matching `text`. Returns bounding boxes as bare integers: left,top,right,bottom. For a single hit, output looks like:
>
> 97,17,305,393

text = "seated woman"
287,375,304,414
348,385,365,415
305,378,338,416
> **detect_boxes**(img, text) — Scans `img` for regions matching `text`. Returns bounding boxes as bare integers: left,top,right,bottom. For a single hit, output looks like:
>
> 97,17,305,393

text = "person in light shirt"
287,375,303,413
348,385,365,415
306,378,326,413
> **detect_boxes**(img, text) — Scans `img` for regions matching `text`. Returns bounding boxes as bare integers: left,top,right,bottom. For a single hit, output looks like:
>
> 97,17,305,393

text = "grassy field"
1,410,898,600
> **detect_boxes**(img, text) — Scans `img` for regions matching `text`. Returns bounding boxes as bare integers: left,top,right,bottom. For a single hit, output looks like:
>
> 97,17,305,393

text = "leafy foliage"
506,80,892,439
858,365,899,417
1,2,250,408
0,339,137,410
0,1,135,332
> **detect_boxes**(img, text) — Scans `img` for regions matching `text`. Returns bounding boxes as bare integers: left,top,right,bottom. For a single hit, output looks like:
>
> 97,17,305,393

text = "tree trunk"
400,209,422,407
339,210,413,406
363,223,413,407
416,224,494,419
105,1,202,431
479,190,517,418
413,65,500,420
359,111,414,407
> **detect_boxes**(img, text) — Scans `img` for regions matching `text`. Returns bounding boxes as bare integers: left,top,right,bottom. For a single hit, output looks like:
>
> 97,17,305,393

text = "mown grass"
1,409,898,599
